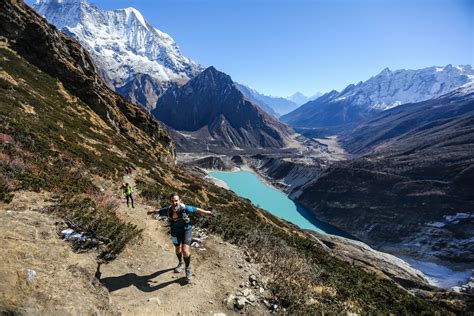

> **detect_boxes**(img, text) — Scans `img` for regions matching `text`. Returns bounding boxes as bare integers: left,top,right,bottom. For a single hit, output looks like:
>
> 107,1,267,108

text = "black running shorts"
170,228,192,246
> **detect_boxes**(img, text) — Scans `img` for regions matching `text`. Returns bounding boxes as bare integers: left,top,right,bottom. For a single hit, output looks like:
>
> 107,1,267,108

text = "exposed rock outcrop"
153,66,294,151
1,0,174,161
307,231,432,289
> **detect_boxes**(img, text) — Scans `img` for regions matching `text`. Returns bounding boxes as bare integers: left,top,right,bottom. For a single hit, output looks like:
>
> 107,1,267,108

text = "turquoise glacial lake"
209,170,354,238
209,170,472,288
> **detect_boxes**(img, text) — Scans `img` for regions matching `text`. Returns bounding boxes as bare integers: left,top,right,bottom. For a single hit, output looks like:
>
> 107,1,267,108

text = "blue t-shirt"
159,203,197,230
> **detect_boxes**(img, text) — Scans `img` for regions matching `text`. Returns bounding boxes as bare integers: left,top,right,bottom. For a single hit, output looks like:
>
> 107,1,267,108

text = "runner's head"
170,193,180,207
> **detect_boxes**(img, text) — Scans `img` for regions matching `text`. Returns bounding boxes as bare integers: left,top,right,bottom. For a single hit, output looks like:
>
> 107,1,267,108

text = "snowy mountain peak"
35,0,84,4
379,67,392,76
288,92,307,99
123,7,148,30
32,0,202,90
286,91,322,106
335,64,474,110
286,92,308,105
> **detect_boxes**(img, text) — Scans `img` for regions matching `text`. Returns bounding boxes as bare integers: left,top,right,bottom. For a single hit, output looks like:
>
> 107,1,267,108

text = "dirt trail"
0,191,111,315
98,172,264,315
1,173,268,315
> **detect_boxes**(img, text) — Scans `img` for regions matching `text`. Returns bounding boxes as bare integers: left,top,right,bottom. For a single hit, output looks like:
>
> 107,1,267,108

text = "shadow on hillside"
95,264,186,292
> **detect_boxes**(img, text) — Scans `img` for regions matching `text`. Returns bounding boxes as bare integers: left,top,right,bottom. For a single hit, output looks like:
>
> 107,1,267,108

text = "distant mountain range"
234,83,280,118
152,67,293,151
282,65,474,134
287,92,322,106
32,0,301,120
296,82,474,262
33,0,201,110
235,83,307,116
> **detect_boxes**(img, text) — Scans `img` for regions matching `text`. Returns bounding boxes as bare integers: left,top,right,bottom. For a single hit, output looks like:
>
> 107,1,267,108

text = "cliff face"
32,0,202,110
0,0,174,160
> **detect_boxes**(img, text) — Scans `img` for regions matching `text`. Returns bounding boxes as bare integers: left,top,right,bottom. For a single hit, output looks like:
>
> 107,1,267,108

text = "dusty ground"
314,136,350,160
0,191,111,315
0,174,269,315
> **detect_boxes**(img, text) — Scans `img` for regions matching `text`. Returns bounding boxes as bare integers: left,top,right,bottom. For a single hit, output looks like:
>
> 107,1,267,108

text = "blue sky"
28,0,473,97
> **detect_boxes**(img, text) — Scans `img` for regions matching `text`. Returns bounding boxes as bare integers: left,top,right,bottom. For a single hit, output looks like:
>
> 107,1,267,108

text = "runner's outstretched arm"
196,207,213,216
147,207,167,216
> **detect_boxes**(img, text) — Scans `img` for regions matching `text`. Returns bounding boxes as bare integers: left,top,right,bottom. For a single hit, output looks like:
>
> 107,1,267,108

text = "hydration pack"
167,203,191,224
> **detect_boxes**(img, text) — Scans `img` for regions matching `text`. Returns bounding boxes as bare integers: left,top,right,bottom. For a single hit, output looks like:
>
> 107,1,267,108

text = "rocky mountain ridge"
1,0,471,313
295,84,474,263
282,65,474,134
153,66,294,151
32,0,202,109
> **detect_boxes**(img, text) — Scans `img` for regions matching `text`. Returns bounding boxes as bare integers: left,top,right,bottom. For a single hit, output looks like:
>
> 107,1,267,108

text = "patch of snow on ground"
427,222,446,228
444,212,474,222
401,256,473,288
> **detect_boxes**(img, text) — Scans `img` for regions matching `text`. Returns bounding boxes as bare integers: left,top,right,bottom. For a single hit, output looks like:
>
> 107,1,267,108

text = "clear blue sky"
28,0,473,97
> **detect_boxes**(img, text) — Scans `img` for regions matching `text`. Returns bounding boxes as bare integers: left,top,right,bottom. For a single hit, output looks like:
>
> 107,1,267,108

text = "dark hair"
169,192,179,200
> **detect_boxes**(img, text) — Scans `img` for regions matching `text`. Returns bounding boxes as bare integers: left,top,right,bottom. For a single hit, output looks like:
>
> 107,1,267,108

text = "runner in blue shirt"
147,193,213,283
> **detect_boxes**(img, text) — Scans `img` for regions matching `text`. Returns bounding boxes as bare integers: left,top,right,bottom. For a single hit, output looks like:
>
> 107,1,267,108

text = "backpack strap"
167,203,190,223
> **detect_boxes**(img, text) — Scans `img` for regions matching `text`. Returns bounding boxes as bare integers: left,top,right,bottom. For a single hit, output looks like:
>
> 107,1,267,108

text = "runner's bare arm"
196,208,213,216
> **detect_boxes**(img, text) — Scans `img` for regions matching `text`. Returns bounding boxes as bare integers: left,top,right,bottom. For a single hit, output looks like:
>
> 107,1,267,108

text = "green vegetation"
44,196,142,260
0,46,149,259
0,46,444,314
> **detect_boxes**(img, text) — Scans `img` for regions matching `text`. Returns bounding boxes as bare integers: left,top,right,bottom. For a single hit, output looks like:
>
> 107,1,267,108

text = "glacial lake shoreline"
208,169,472,288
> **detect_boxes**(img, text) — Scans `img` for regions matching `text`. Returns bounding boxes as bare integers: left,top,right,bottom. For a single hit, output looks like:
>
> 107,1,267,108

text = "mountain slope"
0,0,461,314
0,42,444,313
282,65,474,133
235,83,279,118
341,81,474,154
153,67,294,151
296,85,474,262
235,83,300,115
2,0,174,161
32,0,201,109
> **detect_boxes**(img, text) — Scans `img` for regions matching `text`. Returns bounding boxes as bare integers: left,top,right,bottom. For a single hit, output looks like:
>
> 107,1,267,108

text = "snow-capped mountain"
337,65,474,111
286,92,322,106
32,0,202,109
286,92,309,106
281,65,474,133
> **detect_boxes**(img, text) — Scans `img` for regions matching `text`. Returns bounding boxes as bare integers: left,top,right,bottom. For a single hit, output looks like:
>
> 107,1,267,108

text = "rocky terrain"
281,65,474,135
295,84,474,264
33,0,202,110
1,0,461,314
152,66,294,151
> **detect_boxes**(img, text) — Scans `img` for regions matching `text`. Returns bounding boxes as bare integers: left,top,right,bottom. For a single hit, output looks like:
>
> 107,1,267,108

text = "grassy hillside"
0,43,445,314
0,0,453,312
